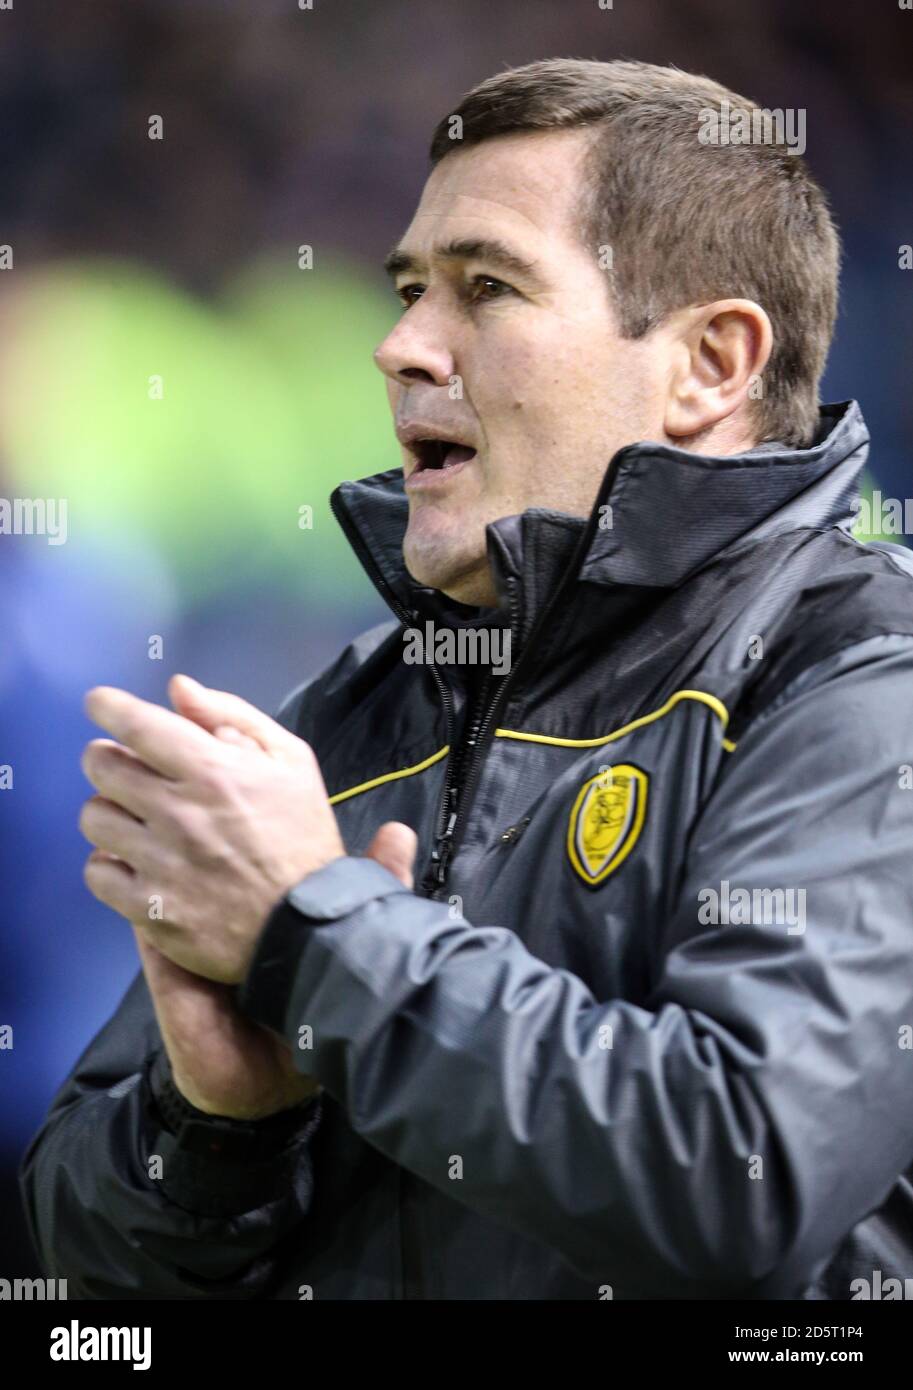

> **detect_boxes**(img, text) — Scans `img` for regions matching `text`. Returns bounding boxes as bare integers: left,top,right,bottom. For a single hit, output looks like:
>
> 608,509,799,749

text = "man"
21,59,913,1300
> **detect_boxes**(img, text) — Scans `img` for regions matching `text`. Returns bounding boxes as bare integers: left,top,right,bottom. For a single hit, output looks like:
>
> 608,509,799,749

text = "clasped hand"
79,674,347,985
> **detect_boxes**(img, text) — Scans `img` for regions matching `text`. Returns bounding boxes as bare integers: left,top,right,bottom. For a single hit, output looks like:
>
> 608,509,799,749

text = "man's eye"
396,284,425,308
468,275,511,302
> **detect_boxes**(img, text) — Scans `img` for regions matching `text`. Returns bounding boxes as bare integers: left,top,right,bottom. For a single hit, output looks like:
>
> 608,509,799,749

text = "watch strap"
139,1048,322,1218
144,1047,321,1164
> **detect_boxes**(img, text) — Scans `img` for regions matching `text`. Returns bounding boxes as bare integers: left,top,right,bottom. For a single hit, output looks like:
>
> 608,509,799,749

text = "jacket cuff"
140,1049,322,1219
238,856,412,1036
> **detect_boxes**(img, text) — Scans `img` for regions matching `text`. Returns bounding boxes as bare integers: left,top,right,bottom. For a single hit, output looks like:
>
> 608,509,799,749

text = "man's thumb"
365,822,418,889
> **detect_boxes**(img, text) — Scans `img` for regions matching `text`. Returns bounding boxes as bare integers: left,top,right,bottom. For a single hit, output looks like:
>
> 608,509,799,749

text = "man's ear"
663,299,773,442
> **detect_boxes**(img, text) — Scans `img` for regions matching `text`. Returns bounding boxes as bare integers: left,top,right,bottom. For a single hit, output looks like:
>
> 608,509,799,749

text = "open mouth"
411,439,477,473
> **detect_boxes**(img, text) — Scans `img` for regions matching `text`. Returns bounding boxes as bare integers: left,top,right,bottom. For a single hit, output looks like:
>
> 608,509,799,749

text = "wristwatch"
145,1046,321,1163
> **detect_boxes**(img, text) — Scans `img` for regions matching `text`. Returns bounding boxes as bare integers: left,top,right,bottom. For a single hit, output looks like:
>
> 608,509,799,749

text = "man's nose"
373,304,455,388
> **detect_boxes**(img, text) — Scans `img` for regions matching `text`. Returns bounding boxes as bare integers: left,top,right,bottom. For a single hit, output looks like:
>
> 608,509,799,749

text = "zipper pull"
435,837,456,886
437,812,459,882
424,811,459,891
500,816,531,845
436,811,458,884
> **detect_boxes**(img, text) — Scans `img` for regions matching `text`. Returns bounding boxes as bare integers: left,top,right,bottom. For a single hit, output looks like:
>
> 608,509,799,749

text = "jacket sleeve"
238,633,913,1299
19,968,322,1299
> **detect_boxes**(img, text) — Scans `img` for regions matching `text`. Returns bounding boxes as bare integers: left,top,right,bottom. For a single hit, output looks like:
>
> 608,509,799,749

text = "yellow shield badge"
566,764,649,886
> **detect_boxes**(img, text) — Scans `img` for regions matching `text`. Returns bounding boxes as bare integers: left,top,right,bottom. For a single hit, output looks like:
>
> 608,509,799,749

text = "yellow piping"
328,744,450,805
494,688,733,748
327,688,736,806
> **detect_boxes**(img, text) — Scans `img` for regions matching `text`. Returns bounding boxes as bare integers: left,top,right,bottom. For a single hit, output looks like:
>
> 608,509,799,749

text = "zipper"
420,668,493,895
328,487,509,900
419,580,520,899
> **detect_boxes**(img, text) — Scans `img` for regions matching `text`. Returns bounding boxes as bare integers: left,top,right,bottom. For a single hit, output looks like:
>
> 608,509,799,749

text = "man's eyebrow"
383,237,541,283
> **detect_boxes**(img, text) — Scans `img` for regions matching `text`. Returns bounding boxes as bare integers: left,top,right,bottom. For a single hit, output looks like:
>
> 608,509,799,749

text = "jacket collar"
330,400,869,636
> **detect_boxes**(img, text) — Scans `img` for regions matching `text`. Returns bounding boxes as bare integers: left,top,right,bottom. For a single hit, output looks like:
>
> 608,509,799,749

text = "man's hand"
134,922,321,1119
124,819,418,1119
80,674,418,1119
80,674,346,985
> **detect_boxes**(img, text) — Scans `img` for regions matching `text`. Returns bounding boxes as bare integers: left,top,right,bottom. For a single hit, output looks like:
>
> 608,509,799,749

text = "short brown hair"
429,59,840,447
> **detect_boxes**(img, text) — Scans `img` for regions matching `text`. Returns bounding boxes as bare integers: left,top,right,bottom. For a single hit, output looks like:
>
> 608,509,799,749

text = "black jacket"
20,401,913,1299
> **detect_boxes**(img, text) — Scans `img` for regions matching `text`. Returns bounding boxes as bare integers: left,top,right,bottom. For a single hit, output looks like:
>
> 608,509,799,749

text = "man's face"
374,129,666,607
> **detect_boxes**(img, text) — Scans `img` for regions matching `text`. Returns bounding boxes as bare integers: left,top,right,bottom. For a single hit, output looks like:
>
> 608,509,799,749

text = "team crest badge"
566,764,648,886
